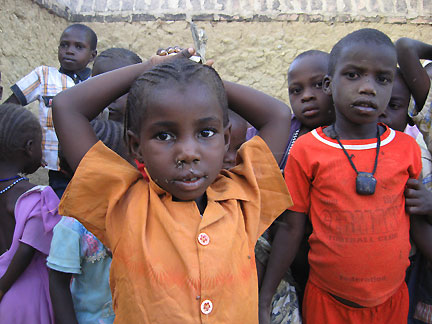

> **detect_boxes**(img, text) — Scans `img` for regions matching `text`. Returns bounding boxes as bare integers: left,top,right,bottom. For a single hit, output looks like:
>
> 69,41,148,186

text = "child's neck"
195,194,208,215
332,120,380,140
0,162,22,179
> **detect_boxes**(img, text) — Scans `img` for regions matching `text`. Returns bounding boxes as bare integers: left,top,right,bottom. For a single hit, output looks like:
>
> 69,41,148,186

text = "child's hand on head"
150,47,196,66
405,178,432,216
156,47,214,66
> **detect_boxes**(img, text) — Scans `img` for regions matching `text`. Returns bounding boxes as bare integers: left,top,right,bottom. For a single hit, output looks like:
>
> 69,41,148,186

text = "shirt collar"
59,67,92,84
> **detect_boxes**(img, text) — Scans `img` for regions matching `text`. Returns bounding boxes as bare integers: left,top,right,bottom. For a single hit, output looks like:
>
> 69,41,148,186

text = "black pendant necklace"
332,125,381,195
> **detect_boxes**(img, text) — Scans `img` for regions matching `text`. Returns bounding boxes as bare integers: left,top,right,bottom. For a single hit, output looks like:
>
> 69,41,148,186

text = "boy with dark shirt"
283,29,421,323
4,24,97,197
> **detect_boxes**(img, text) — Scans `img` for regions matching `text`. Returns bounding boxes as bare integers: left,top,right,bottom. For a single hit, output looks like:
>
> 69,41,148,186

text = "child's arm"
0,242,35,301
53,49,195,171
3,94,21,105
223,81,291,164
406,178,432,261
405,178,432,224
49,270,79,324
396,38,432,111
258,210,306,324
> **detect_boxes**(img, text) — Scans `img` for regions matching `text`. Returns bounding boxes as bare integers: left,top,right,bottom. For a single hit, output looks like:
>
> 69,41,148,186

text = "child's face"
325,43,396,128
129,82,229,202
58,28,96,73
288,55,334,129
222,114,247,170
378,73,411,132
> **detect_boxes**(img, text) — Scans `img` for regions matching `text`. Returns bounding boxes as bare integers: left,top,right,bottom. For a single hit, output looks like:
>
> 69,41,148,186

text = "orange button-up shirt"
60,136,292,323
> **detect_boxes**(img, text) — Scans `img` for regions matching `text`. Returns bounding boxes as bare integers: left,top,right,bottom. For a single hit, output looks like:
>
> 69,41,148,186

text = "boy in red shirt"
284,28,421,323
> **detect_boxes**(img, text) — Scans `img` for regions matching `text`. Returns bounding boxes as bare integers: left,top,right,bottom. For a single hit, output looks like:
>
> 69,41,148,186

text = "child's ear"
24,139,34,157
224,122,231,153
323,75,332,96
126,130,143,162
89,50,97,63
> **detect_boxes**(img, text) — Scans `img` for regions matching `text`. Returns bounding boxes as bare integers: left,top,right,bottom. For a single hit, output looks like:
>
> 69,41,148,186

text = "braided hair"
0,104,41,161
125,58,229,140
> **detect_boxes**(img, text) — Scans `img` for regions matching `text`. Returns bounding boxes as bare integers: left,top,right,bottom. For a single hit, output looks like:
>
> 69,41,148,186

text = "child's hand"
156,46,182,56
405,178,432,215
149,47,195,67
156,47,214,66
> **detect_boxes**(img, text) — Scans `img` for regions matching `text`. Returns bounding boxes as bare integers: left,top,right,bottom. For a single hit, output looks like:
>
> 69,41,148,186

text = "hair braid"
125,58,228,141
0,104,41,161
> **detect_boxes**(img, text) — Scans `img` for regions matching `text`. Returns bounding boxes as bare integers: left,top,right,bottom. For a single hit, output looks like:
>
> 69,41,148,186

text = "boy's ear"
126,130,143,162
23,139,35,157
224,122,231,153
89,50,97,63
323,75,332,96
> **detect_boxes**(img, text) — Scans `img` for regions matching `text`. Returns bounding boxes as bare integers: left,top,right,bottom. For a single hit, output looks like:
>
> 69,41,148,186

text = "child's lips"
171,173,208,191
351,100,377,112
302,106,320,117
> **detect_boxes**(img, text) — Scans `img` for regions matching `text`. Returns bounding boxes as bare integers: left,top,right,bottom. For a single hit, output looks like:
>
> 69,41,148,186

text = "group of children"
0,22,431,324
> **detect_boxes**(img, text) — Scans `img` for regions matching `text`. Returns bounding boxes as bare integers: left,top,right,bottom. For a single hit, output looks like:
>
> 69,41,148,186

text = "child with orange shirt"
52,49,293,323
283,29,421,323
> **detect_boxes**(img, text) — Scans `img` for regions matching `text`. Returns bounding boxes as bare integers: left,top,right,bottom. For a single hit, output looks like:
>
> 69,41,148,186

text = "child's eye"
377,75,391,84
76,44,83,49
199,129,215,138
314,81,323,89
289,87,302,95
388,102,401,110
345,72,359,79
155,132,174,141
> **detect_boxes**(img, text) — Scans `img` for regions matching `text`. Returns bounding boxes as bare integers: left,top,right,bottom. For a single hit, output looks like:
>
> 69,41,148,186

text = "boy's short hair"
62,24,98,50
93,48,142,75
126,58,229,137
328,28,395,76
288,50,329,75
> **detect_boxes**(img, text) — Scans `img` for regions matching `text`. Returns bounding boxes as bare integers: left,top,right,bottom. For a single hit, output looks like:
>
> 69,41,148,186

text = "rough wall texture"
0,0,431,183
36,0,432,23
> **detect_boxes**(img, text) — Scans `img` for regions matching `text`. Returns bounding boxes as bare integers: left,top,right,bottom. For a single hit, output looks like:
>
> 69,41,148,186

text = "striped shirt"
11,66,90,170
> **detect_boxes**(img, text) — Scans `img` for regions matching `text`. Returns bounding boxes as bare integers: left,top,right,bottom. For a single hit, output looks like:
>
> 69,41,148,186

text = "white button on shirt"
200,299,213,315
197,233,210,246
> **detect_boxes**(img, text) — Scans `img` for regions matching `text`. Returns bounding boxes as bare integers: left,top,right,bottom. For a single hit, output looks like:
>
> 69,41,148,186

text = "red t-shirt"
284,125,421,307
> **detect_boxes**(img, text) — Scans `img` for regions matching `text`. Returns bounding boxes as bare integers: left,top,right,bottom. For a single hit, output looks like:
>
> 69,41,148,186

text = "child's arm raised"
223,81,291,164
396,38,432,111
53,48,195,171
0,242,35,301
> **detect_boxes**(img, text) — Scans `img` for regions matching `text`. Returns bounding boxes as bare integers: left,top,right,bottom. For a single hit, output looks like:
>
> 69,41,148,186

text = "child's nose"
359,77,377,95
301,88,315,102
175,140,200,166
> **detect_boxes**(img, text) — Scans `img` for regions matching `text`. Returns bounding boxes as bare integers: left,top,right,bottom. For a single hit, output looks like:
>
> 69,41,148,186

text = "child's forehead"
60,28,91,44
288,56,328,81
337,42,396,68
147,85,224,119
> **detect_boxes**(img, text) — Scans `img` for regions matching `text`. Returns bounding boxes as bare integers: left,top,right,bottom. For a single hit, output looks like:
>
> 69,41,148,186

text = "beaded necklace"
0,177,28,195
0,175,20,182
